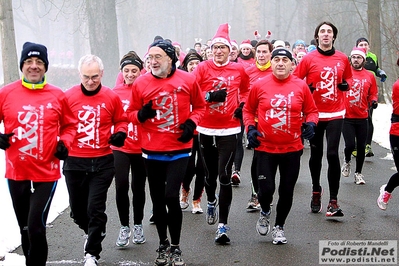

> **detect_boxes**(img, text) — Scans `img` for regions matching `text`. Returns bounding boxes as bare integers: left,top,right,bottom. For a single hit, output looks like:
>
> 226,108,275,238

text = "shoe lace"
274,227,285,238
312,192,321,205
218,225,230,234
134,225,143,237
207,203,215,216
170,249,183,262
328,200,339,210
119,227,130,239
382,192,392,203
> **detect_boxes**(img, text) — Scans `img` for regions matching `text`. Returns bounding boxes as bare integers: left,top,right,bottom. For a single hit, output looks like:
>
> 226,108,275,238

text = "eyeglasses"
24,59,45,66
212,45,228,51
147,54,164,61
81,74,100,82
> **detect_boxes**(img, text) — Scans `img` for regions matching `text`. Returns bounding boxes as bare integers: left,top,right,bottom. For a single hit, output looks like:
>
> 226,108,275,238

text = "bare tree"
0,0,19,85
85,0,120,87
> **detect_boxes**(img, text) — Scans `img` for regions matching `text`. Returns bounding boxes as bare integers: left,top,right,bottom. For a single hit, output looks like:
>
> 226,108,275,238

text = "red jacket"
111,83,142,154
65,85,128,158
245,63,273,88
0,80,77,181
390,80,399,136
345,67,378,119
243,74,318,153
193,60,249,136
293,49,352,121
127,69,205,154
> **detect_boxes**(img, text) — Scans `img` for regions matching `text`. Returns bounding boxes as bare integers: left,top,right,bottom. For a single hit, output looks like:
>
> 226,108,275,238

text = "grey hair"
78,54,104,72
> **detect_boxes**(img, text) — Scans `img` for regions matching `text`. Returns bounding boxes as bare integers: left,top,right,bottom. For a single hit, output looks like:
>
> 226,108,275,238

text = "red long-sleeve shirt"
192,60,249,136
0,80,77,181
65,85,128,158
243,74,318,153
127,69,205,154
111,83,141,154
293,49,352,121
390,80,399,136
345,67,378,119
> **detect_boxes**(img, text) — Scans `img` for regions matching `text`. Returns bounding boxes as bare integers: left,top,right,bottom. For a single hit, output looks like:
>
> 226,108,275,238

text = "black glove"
177,119,196,143
371,100,378,109
108,132,127,147
206,89,227,102
0,133,14,150
377,69,387,82
54,140,68,160
234,102,245,119
308,83,316,93
138,100,157,123
247,125,262,148
302,122,316,140
337,80,349,91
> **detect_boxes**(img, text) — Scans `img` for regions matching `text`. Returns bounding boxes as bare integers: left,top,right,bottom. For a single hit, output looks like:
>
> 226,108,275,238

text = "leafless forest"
1,0,399,102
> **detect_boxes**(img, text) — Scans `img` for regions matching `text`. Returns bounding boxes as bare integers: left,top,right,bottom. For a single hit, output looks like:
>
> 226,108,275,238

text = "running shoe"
341,161,351,177
377,184,392,210
231,171,241,186
154,240,170,266
310,187,323,213
365,144,374,157
271,226,287,245
215,224,230,244
84,253,98,266
191,199,203,214
354,172,366,185
206,196,219,225
169,248,186,266
132,224,146,244
116,226,131,247
247,194,261,212
326,199,344,217
180,188,190,210
256,210,271,236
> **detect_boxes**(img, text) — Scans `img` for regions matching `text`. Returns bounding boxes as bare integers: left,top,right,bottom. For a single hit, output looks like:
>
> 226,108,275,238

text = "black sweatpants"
199,133,236,225
145,157,189,246
256,150,302,227
385,134,399,193
309,119,343,200
113,150,147,226
342,118,368,173
8,180,57,266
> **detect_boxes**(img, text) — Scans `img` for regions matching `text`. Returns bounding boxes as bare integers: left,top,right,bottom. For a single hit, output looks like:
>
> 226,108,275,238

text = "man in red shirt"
243,48,318,245
192,23,249,244
341,47,378,184
294,21,352,217
0,42,77,266
63,54,128,266
127,40,205,266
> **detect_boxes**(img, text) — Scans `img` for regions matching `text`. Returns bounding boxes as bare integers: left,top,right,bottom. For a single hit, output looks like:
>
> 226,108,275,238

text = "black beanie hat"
149,40,178,65
20,42,49,72
356,37,369,46
271,48,293,61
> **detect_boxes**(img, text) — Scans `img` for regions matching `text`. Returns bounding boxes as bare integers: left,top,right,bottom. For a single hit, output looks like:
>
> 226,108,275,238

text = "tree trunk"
0,0,19,85
368,0,384,103
86,0,119,88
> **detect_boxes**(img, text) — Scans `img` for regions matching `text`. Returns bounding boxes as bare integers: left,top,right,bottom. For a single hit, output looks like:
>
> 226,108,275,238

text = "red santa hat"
211,23,232,50
350,47,366,60
240,39,252,49
231,40,239,50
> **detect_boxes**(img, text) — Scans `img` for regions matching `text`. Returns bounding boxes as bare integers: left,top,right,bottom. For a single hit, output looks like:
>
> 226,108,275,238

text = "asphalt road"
15,140,399,266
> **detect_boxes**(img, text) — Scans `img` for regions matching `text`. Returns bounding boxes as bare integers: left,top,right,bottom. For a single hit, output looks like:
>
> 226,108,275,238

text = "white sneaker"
256,210,271,236
192,199,203,214
132,224,146,244
354,172,365,185
84,253,98,266
377,184,392,210
271,226,287,245
116,226,131,247
180,188,190,210
341,161,351,177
